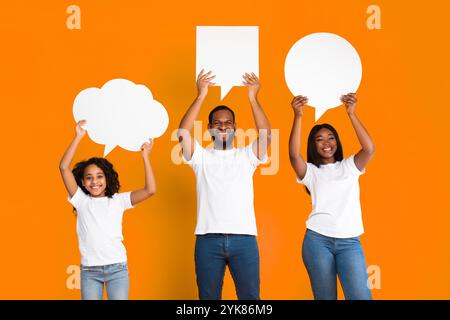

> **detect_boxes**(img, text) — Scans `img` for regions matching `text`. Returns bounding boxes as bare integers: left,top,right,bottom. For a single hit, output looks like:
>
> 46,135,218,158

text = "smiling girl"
289,93,375,300
59,120,156,300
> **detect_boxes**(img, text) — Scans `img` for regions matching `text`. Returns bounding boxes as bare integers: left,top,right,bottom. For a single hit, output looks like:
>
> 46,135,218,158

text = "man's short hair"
208,105,235,124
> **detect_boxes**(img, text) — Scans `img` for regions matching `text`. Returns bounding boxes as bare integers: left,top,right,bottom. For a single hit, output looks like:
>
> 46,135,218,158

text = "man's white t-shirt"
68,187,134,266
297,155,365,238
183,140,267,235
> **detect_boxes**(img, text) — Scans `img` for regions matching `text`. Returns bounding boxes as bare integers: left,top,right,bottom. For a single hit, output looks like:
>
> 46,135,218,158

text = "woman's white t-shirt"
297,155,365,238
68,187,134,266
183,140,267,235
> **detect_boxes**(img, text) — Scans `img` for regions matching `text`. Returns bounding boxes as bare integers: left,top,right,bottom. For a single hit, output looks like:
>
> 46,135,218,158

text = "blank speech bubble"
285,32,362,121
73,79,169,156
196,26,259,100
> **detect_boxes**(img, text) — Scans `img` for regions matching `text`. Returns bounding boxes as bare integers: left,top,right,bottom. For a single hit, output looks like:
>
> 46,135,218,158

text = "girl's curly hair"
72,157,120,198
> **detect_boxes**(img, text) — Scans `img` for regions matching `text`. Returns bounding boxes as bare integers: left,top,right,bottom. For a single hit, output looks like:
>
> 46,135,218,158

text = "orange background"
0,0,449,299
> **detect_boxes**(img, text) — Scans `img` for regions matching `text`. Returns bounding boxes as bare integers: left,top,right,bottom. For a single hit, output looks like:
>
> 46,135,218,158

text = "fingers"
197,70,216,87
204,75,216,82
198,70,213,80
242,72,259,85
76,120,87,132
293,95,307,101
141,139,154,151
246,72,258,81
292,95,308,107
340,93,357,102
197,69,204,79
197,69,212,80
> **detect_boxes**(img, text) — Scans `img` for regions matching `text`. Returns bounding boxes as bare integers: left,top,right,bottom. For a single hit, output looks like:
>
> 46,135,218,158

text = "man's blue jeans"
195,234,260,300
80,262,129,300
302,229,372,300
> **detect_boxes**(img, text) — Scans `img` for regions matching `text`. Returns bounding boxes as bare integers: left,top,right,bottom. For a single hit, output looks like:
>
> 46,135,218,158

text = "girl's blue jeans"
80,262,129,300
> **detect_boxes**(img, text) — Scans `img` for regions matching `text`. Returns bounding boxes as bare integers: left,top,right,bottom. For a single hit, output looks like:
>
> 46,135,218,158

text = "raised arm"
130,140,156,206
341,93,375,171
59,120,86,197
289,96,309,180
177,70,215,161
243,73,271,160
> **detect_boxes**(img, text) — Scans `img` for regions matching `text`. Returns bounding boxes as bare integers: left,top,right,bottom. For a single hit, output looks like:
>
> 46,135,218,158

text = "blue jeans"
302,229,372,300
80,262,129,300
195,234,260,300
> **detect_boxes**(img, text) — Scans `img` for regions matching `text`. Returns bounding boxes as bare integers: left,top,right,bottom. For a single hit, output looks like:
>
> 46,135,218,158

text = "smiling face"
208,109,236,148
82,164,107,197
315,128,337,162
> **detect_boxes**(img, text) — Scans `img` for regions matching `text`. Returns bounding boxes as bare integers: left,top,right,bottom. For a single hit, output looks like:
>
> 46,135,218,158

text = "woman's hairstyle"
304,123,344,195
72,157,120,198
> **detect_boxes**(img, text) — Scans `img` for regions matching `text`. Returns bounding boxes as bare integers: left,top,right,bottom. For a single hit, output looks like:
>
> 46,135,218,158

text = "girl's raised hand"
340,93,358,115
75,120,87,138
141,139,153,158
291,95,308,117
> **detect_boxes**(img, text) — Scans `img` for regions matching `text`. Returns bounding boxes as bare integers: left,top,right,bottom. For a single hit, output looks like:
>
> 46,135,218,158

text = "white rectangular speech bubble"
196,26,259,100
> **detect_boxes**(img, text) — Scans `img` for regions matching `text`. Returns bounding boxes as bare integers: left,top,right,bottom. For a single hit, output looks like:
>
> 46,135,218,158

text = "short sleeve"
67,187,88,209
182,139,203,167
245,141,268,168
345,154,365,176
115,192,134,211
296,163,315,188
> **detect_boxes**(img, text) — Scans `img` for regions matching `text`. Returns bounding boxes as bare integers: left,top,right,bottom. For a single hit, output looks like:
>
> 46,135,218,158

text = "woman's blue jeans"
195,234,260,300
80,262,129,300
302,229,372,300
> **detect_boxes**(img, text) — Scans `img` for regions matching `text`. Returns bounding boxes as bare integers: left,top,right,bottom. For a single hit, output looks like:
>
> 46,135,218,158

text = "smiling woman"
289,93,375,300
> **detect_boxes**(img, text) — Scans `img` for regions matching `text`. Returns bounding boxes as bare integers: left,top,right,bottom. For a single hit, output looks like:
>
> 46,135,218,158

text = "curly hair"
72,157,120,198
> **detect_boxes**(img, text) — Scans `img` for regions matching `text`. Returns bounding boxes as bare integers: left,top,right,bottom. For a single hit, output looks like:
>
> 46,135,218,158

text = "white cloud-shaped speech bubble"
73,79,169,156
285,32,362,121
196,26,259,100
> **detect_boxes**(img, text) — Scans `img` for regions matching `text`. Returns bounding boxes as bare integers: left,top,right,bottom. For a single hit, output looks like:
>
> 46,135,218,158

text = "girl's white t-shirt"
68,187,134,266
297,155,365,238
183,140,267,235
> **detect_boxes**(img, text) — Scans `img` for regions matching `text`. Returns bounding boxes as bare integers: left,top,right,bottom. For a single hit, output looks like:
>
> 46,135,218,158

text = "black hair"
305,123,343,195
208,105,235,124
72,157,120,198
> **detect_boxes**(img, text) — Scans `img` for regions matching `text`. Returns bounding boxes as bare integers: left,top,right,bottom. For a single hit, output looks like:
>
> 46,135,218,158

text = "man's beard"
211,129,235,150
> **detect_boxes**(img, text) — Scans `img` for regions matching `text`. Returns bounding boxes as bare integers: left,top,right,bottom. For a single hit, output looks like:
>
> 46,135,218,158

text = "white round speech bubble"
285,32,362,121
73,79,169,156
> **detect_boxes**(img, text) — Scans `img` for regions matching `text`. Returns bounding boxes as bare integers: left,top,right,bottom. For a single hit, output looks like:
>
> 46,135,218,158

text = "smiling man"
177,70,271,300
